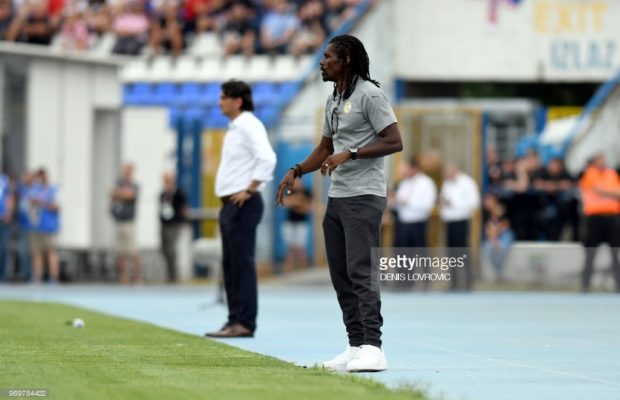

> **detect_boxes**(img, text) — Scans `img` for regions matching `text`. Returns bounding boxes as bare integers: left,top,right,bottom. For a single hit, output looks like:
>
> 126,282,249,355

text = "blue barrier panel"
273,141,315,264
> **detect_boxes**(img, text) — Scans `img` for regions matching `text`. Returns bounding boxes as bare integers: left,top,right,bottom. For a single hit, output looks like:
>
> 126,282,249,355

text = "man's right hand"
275,169,296,207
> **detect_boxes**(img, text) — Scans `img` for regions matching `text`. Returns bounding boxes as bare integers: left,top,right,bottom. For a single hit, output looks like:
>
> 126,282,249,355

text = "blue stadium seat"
203,106,228,129
183,107,204,125
152,83,178,106
203,82,222,107
168,108,181,129
252,82,278,107
175,83,204,107
277,82,300,105
123,83,154,106
256,106,280,127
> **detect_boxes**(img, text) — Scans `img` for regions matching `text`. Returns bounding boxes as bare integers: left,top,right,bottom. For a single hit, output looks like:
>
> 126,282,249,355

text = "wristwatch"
349,147,358,160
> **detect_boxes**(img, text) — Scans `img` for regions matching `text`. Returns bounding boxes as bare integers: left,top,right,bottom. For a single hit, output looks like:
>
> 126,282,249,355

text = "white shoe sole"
322,363,347,372
346,366,387,373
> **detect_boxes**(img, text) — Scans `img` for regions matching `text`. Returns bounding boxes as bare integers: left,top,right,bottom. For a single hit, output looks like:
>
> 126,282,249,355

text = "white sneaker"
346,345,388,372
321,346,360,371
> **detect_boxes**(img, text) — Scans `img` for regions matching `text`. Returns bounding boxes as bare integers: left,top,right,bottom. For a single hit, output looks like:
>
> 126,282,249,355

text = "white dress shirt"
439,173,480,222
395,173,437,223
215,111,277,197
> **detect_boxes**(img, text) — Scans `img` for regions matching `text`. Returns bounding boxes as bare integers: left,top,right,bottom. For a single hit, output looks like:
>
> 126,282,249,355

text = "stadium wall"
1,45,184,255
393,0,620,82
23,54,122,249
121,107,176,250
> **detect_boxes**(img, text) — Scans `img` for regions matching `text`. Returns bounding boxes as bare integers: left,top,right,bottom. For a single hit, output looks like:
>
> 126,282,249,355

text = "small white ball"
72,318,85,328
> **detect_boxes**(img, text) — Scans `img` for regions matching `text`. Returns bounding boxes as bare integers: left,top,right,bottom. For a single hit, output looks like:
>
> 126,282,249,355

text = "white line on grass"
423,344,620,388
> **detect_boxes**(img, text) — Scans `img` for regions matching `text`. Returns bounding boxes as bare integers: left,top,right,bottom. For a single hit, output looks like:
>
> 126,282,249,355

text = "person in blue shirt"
30,168,60,283
0,171,15,281
16,171,36,281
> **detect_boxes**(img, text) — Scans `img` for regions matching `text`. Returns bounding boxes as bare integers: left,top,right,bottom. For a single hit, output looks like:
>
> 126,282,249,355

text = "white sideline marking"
424,344,620,387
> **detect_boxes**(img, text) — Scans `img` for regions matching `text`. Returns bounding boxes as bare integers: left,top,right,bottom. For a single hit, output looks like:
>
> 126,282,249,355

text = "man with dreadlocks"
275,35,402,372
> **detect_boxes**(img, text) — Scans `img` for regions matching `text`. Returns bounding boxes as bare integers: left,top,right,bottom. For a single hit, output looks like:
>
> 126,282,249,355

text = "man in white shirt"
393,158,437,290
439,163,480,291
394,158,437,248
205,80,277,338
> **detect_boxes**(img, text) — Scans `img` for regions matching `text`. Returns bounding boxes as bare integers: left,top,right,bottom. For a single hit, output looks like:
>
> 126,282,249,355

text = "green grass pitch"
0,301,427,400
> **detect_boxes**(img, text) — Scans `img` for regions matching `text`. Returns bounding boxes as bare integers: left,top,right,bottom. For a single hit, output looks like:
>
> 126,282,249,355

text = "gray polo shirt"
323,79,398,198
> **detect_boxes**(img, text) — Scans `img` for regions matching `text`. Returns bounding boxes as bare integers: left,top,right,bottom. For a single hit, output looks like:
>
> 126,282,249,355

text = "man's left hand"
321,151,352,176
231,190,253,207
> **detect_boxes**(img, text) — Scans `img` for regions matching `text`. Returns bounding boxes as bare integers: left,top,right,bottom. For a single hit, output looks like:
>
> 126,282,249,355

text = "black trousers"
219,194,263,332
322,195,386,348
161,223,180,283
446,219,472,290
394,221,427,248
582,215,620,291
394,221,429,290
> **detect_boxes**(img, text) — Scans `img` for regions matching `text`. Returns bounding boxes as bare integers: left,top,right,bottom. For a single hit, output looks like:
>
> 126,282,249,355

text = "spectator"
482,192,514,283
220,0,256,57
110,163,142,284
15,171,36,282
393,158,436,291
505,157,535,240
149,0,184,56
485,146,503,191
159,171,188,283
0,170,14,281
532,158,578,241
61,4,94,50
324,0,356,34
393,158,436,248
48,0,66,29
289,0,325,56
111,0,149,55
440,163,480,291
6,1,54,45
578,153,620,293
259,0,298,55
183,0,225,33
502,158,528,192
30,168,60,284
0,0,13,40
281,179,312,272
85,0,111,37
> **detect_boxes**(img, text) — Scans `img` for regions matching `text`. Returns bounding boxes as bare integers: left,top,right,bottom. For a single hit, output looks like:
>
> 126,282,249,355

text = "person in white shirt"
439,163,480,291
394,158,437,248
393,158,436,290
205,80,277,338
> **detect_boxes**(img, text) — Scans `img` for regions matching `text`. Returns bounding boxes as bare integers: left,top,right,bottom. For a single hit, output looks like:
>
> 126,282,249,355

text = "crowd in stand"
0,0,362,57
0,169,61,284
387,149,620,287
485,147,581,242
0,164,189,284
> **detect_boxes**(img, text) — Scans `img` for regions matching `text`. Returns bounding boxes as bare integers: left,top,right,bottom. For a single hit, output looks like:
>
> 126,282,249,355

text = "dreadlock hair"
328,35,380,102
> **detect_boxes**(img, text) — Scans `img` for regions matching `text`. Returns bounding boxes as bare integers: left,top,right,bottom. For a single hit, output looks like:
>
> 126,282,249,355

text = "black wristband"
289,164,302,178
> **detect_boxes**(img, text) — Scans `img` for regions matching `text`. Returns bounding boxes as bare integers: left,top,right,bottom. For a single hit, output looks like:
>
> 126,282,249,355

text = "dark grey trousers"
322,195,386,348
161,223,180,283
